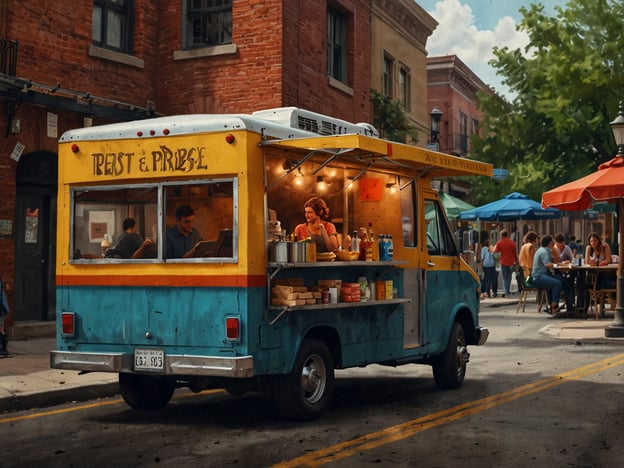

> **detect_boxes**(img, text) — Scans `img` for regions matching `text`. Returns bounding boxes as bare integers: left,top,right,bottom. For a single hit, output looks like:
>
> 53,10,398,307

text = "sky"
418,0,566,98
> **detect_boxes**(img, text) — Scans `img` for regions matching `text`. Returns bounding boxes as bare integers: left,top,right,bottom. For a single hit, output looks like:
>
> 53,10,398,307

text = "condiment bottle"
359,227,371,261
369,223,378,261
351,230,360,252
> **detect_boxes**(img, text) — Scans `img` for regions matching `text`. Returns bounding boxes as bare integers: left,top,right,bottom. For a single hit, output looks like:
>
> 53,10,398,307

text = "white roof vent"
251,107,378,138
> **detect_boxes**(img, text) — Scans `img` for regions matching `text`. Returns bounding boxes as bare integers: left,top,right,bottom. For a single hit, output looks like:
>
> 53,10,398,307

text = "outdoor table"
552,264,618,316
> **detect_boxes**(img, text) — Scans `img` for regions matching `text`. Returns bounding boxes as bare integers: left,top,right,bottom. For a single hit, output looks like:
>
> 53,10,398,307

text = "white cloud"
426,0,530,97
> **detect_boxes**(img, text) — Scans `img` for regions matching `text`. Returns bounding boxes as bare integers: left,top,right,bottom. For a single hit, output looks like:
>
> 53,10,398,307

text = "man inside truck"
165,204,203,258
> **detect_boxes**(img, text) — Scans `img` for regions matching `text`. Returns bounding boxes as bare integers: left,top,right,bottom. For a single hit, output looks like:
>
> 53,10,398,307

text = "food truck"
50,107,491,420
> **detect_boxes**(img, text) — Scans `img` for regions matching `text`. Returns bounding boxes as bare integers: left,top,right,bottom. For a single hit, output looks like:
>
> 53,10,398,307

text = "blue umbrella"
459,192,561,221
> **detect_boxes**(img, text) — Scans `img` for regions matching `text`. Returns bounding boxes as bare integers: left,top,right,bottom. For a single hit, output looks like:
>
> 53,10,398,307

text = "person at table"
294,197,338,253
518,231,538,283
114,218,154,259
568,235,582,257
553,233,577,300
493,229,518,297
553,233,574,264
585,232,612,266
585,232,616,289
166,204,203,258
532,235,573,316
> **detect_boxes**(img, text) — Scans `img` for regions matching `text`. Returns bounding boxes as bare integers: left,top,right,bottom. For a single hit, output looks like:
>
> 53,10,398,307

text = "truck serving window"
70,179,237,262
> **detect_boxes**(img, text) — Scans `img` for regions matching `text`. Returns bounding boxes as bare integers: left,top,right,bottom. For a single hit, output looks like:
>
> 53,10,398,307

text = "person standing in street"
0,277,11,358
480,238,497,299
493,229,518,297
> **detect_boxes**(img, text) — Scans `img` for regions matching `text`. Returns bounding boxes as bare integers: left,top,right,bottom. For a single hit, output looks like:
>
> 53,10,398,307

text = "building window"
471,118,479,135
459,112,468,153
327,7,347,83
399,65,410,110
383,54,394,97
92,0,134,54
185,0,233,49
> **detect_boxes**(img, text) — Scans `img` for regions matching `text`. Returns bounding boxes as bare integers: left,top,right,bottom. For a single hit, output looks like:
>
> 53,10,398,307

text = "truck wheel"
432,322,468,389
272,339,334,420
119,373,175,410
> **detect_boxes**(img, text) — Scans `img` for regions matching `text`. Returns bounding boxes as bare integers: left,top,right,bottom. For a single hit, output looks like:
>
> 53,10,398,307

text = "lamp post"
606,103,624,338
430,107,443,150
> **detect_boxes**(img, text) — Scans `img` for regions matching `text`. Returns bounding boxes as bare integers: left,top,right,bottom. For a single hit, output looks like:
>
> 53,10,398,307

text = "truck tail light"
61,312,75,337
225,317,240,341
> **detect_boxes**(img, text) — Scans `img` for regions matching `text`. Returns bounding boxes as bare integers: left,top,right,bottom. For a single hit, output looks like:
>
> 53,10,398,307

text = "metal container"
269,241,288,263
288,241,308,263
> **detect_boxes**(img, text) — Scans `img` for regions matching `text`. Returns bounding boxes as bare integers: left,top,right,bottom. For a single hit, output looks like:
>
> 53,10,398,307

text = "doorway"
14,151,57,321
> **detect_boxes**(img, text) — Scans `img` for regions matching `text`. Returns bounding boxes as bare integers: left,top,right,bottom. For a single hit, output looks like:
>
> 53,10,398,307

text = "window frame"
425,199,458,256
69,178,238,264
459,112,468,153
184,0,233,50
92,0,134,55
399,64,411,110
383,54,394,98
327,6,348,83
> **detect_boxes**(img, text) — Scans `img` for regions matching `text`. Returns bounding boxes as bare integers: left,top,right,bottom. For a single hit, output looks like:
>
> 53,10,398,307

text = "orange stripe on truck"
57,275,267,287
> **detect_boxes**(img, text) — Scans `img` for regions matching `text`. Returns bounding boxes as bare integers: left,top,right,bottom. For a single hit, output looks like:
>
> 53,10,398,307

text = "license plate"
134,348,164,371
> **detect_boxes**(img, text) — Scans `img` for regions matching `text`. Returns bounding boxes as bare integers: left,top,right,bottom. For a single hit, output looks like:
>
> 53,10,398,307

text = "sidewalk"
1,298,623,414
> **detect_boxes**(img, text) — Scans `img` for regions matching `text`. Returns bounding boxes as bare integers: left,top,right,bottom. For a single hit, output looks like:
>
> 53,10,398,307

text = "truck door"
423,196,460,346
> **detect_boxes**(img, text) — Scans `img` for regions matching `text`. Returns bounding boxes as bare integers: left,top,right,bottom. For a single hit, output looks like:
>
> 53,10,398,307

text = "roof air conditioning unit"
252,107,378,138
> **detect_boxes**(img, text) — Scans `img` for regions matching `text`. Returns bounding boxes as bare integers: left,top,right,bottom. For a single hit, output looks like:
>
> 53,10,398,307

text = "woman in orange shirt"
518,231,539,281
294,197,338,253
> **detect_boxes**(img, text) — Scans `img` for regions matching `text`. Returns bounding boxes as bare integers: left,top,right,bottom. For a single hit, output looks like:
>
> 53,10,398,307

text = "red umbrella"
542,154,624,338
541,156,624,210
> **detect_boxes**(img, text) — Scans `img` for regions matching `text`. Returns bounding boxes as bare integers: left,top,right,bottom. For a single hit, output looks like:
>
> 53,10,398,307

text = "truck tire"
432,322,468,389
272,339,335,420
119,373,175,410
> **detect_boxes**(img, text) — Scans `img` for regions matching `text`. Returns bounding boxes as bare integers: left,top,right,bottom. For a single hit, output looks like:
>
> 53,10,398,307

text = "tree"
370,89,420,143
469,0,624,204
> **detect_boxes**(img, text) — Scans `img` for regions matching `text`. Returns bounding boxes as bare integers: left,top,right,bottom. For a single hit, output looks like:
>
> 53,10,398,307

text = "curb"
0,382,120,413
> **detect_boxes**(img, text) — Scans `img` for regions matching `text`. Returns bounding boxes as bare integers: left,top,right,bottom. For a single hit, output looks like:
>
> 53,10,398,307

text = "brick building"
427,54,493,157
0,1,449,328
426,54,494,197
371,0,437,145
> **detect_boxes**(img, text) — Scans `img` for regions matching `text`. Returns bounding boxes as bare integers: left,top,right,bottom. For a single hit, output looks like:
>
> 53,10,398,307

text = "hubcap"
301,354,326,403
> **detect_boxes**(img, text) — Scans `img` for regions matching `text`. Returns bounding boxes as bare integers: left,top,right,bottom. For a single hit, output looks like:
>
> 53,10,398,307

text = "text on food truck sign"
423,151,491,175
91,145,209,176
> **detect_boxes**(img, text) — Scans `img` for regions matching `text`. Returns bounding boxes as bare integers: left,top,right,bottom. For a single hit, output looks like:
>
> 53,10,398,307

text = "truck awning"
260,134,493,179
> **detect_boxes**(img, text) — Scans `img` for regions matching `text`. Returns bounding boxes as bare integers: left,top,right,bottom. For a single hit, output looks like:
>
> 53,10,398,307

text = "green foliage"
470,0,624,205
370,89,420,143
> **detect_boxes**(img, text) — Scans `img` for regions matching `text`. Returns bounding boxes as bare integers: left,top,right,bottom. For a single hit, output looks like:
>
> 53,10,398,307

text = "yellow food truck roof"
260,134,493,179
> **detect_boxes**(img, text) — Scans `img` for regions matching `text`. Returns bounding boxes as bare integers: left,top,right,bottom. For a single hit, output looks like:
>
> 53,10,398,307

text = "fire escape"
0,39,157,137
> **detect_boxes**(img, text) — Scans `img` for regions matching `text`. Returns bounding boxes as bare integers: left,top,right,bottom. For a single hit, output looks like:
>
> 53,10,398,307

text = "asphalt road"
2,305,623,467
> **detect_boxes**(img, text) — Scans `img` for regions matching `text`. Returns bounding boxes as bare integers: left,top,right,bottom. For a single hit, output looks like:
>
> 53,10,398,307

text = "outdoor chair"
587,271,616,319
516,283,548,313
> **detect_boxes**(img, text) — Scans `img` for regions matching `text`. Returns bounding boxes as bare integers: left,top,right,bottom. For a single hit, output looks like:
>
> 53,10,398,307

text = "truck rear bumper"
50,351,254,378
476,327,489,345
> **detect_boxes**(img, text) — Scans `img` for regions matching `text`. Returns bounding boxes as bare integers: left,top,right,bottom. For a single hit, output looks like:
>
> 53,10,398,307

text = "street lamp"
430,107,443,144
610,102,624,156
606,102,624,338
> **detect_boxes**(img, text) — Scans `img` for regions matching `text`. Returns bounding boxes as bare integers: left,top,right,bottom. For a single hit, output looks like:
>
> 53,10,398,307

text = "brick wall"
0,0,374,322
6,1,158,108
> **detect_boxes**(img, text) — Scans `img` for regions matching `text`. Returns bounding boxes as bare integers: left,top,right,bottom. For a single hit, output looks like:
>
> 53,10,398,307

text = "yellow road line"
0,388,223,424
0,398,123,424
274,353,624,468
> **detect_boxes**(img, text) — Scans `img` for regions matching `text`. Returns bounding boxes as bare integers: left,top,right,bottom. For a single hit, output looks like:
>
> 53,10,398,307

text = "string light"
294,167,304,187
